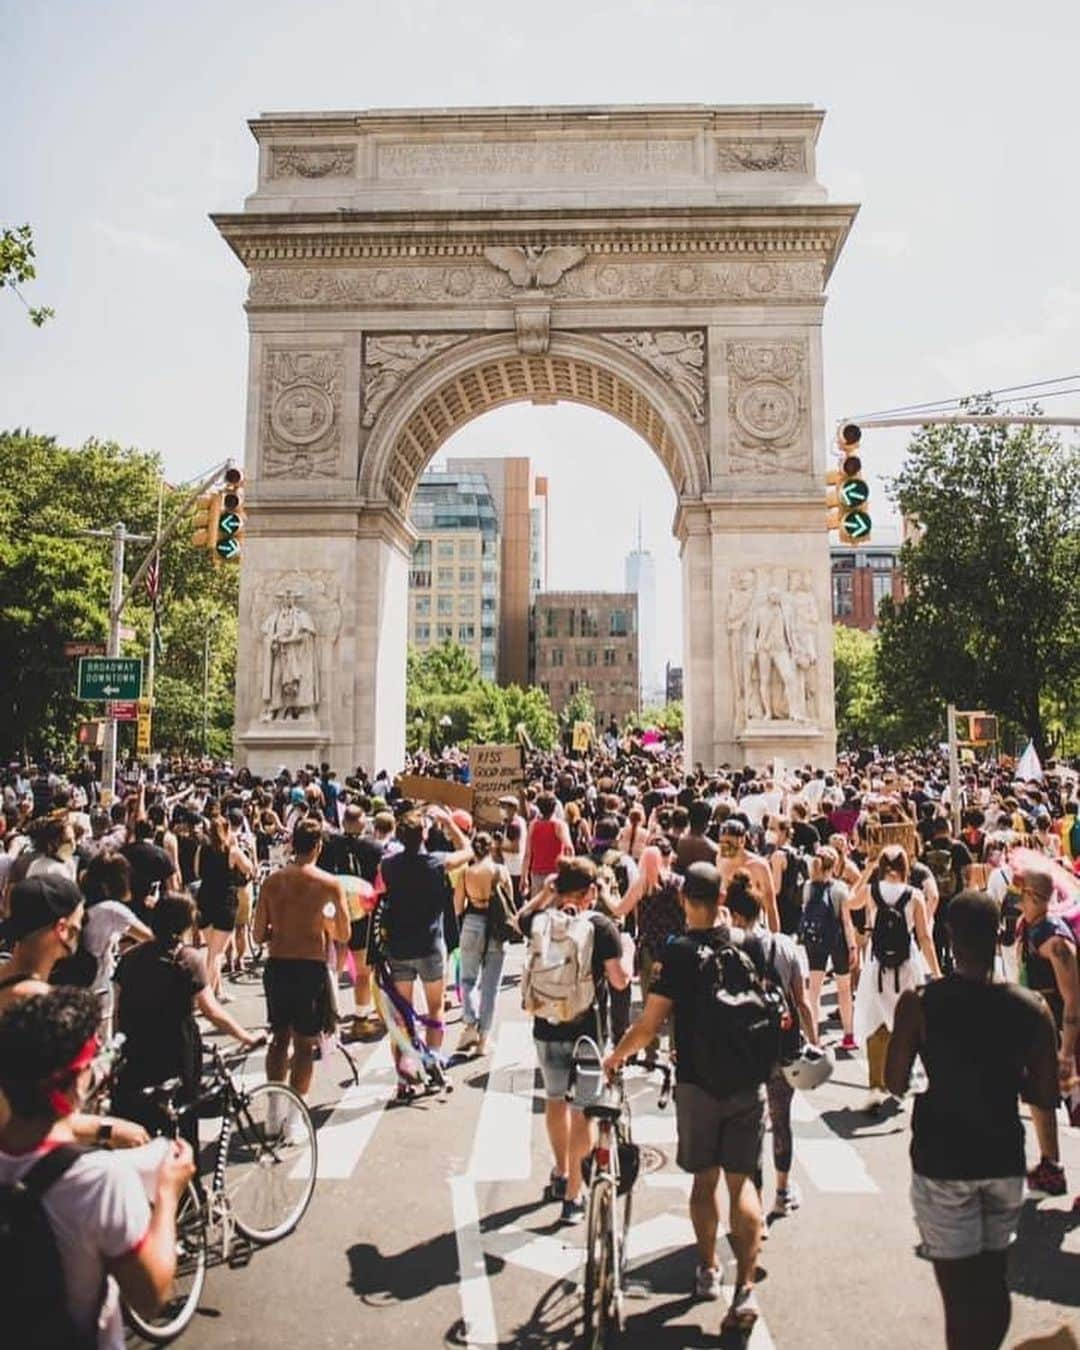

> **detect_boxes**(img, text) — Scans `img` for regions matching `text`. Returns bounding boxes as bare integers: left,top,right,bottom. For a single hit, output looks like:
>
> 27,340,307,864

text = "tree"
562,684,597,731
0,431,239,760
641,701,683,739
877,409,1080,755
1,225,54,326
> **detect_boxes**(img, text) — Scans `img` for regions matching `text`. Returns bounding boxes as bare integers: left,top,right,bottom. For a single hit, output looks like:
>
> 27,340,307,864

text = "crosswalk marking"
468,1021,537,1181
313,1040,395,1179
450,1176,499,1349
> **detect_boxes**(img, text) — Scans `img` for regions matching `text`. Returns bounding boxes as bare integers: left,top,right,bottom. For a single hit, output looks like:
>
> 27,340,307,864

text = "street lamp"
438,713,453,754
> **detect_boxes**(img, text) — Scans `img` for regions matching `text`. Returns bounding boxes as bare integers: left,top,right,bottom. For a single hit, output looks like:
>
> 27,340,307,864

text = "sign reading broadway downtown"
469,744,525,826
77,657,143,702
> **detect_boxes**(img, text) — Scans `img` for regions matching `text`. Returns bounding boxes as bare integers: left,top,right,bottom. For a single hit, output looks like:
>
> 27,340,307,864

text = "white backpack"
522,909,597,1024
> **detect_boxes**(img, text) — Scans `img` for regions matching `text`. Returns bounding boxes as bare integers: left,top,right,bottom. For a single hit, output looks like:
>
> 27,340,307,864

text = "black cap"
0,874,83,942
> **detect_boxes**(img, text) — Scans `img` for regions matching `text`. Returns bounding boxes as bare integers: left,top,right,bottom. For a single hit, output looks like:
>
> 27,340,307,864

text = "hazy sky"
4,0,1079,675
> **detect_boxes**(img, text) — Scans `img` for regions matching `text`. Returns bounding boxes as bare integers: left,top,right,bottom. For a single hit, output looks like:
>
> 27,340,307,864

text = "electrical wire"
849,373,1080,422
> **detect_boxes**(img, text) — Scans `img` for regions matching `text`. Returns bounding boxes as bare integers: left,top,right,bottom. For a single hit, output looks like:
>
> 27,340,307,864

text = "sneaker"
265,1094,287,1137
559,1197,586,1225
694,1264,722,1300
217,989,235,1005
547,1170,568,1202
862,1089,886,1114
839,1034,858,1052
722,1285,760,1333
1072,1195,1080,1214
1026,1159,1067,1196
284,1110,308,1146
770,1185,801,1219
456,1024,479,1055
475,1034,489,1057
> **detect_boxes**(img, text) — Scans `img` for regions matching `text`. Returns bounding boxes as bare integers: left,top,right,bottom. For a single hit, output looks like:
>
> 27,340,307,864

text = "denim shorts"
534,1038,609,1110
910,1173,1023,1260
388,942,446,985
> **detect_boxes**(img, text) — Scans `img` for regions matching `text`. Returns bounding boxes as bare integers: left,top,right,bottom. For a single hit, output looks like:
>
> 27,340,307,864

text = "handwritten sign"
469,744,524,825
395,774,474,813
572,720,592,753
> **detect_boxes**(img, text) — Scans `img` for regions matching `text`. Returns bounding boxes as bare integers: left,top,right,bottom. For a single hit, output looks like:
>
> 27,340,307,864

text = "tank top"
911,976,1047,1179
529,819,562,876
638,878,685,952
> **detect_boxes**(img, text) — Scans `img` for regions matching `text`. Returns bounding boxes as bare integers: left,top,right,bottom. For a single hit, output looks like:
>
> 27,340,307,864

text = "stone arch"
358,331,709,512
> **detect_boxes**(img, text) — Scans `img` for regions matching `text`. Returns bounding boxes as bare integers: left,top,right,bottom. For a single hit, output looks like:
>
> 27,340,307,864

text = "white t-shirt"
0,1143,151,1348
84,901,141,1017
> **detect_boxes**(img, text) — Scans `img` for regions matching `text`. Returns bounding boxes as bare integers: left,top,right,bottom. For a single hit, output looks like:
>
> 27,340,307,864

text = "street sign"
841,510,872,541
78,656,143,701
216,537,241,560
64,641,106,660
107,701,138,722
136,713,152,755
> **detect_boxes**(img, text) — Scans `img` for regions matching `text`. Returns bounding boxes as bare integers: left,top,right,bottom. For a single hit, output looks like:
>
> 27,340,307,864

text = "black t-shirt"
380,849,451,959
121,840,175,904
115,941,206,1087
791,822,820,854
651,926,766,1088
912,976,1050,1179
321,832,384,885
519,907,622,1045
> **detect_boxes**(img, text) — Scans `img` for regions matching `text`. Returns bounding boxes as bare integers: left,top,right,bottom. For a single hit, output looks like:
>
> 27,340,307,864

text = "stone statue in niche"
261,589,320,721
728,567,819,724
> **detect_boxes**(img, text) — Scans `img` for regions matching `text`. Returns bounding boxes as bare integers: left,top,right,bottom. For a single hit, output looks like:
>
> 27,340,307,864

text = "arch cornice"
357,329,710,510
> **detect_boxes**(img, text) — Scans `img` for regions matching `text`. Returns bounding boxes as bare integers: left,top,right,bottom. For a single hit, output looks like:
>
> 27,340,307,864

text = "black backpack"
777,847,809,934
687,932,785,1096
0,1145,97,1348
870,880,913,991
799,881,838,951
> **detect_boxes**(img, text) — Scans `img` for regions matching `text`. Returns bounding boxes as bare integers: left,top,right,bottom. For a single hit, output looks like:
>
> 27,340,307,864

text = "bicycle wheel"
221,1081,317,1243
124,1181,207,1343
582,1177,618,1349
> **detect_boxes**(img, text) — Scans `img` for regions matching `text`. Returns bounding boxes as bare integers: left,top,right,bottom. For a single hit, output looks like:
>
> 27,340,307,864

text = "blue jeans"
458,912,505,1036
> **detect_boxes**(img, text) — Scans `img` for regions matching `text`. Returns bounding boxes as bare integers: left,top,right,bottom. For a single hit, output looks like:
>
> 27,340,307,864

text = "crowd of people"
1,742,1079,1347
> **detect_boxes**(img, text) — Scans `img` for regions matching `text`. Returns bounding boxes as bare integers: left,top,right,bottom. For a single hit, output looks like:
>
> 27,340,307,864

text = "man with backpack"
768,816,808,936
517,856,632,1224
604,862,777,1335
922,818,974,976
0,987,195,1348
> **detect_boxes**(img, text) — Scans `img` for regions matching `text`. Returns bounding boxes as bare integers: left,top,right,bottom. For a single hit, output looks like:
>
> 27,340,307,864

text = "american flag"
145,553,161,603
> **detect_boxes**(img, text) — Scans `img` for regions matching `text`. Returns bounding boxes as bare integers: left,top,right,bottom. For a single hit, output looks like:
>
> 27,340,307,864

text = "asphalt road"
137,954,1080,1350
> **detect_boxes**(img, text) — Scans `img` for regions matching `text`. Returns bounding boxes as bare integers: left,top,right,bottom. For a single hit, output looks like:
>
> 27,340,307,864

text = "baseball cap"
0,874,83,942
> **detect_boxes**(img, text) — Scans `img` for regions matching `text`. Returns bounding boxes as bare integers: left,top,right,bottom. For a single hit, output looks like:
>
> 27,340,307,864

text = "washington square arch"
212,105,858,778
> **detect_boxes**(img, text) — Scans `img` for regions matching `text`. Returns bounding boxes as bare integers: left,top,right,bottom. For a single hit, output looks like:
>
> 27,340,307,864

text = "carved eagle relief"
482,245,588,290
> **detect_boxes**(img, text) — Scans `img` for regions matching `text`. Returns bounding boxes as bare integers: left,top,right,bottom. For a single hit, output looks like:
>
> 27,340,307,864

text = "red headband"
45,1033,99,1118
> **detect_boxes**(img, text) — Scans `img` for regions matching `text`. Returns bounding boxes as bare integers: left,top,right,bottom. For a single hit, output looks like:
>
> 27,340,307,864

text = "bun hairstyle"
876,844,909,881
725,869,761,920
472,831,492,861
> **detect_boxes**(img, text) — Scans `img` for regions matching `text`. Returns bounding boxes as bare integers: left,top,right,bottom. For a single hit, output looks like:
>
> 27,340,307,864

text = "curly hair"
0,987,100,1118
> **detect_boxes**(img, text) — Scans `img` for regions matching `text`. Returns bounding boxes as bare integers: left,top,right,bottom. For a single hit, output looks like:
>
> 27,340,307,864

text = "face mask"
764,831,778,847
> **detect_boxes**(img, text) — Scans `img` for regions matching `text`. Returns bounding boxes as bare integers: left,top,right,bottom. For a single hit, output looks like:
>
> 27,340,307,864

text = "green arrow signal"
218,511,242,535
842,510,872,540
216,538,241,560
839,479,869,508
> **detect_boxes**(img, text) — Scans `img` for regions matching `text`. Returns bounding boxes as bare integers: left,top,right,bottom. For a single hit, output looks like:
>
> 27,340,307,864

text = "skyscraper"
624,516,658,706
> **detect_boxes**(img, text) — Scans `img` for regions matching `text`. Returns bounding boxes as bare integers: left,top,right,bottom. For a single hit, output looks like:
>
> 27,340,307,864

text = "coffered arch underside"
359,332,708,514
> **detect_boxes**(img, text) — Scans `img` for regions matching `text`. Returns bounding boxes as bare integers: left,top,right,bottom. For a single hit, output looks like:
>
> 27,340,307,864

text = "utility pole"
946,702,962,836
202,626,211,755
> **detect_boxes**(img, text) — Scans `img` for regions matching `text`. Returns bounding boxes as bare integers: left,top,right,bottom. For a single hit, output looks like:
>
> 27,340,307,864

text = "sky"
4,0,1080,681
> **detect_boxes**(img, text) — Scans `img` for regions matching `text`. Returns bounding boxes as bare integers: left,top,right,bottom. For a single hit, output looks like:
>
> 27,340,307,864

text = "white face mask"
764,831,778,847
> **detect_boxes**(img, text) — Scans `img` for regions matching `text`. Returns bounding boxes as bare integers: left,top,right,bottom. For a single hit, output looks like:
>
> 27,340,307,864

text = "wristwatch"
96,1120,114,1147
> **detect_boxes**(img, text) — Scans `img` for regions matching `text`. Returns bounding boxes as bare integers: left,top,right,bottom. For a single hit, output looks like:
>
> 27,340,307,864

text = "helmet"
781,1045,835,1091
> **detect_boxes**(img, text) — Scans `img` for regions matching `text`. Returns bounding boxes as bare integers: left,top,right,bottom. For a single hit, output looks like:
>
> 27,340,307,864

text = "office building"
447,457,549,685
408,470,500,681
533,591,639,727
665,662,684,704
624,522,658,704
830,544,905,631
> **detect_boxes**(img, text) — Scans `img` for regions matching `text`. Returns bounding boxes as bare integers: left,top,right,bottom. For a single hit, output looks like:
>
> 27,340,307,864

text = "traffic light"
827,422,872,545
191,491,221,557
215,467,244,563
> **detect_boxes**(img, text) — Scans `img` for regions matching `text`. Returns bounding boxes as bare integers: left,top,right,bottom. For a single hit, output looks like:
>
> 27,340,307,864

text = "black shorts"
198,888,238,934
264,959,332,1037
348,917,370,954
805,936,851,976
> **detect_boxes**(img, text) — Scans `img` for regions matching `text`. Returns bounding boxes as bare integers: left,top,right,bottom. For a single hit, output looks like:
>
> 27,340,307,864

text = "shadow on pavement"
819,1104,906,1141
346,1232,462,1307
1011,1200,1080,1306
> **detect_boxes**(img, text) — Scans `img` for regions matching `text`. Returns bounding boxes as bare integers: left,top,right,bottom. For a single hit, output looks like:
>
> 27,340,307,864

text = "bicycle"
567,1037,672,1348
115,1036,318,1343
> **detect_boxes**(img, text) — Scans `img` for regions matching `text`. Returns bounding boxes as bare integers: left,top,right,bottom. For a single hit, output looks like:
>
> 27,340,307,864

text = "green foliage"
0,430,238,760
561,684,597,730
640,700,683,738
877,409,1080,754
405,641,559,751
1,224,54,326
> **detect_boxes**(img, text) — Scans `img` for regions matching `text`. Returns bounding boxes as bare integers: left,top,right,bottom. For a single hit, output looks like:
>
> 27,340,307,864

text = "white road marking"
790,1087,881,1194
468,1021,537,1182
311,1040,395,1179
450,1176,499,1348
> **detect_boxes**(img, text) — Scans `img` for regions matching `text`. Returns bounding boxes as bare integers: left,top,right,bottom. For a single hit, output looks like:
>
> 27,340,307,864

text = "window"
540,680,549,696
437,623,454,641
458,595,475,617
411,540,431,566
437,566,454,586
481,597,496,614
458,540,477,560
580,608,599,637
458,567,476,586
544,609,558,638
481,625,496,640
872,571,893,613
437,540,455,560
414,595,431,617
414,623,430,643
409,569,431,588
550,648,564,667
609,609,630,637
832,572,854,617
578,649,597,667
567,609,576,637
437,595,453,616
458,623,476,643
603,648,617,666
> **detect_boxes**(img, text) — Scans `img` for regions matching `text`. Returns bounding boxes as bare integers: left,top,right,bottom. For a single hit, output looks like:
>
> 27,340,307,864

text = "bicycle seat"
583,1097,623,1123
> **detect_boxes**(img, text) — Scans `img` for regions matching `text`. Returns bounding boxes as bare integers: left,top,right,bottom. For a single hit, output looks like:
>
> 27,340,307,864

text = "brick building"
830,544,905,631
532,591,639,727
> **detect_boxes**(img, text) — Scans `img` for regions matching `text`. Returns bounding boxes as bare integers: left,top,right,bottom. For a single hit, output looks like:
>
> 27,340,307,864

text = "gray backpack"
522,909,596,1024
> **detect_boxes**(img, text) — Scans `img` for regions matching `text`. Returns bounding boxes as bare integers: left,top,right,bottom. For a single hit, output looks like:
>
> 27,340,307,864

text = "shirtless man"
716,819,779,932
254,818,350,1105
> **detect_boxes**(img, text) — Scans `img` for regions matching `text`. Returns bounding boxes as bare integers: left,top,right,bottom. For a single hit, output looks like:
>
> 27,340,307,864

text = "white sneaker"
694,1264,722,1300
456,1024,479,1054
284,1108,308,1146
770,1185,801,1219
722,1285,760,1333
266,1094,286,1136
862,1089,886,1113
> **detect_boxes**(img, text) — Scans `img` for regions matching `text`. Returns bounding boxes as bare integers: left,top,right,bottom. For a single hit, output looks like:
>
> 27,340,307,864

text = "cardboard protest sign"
469,744,524,825
395,774,474,813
